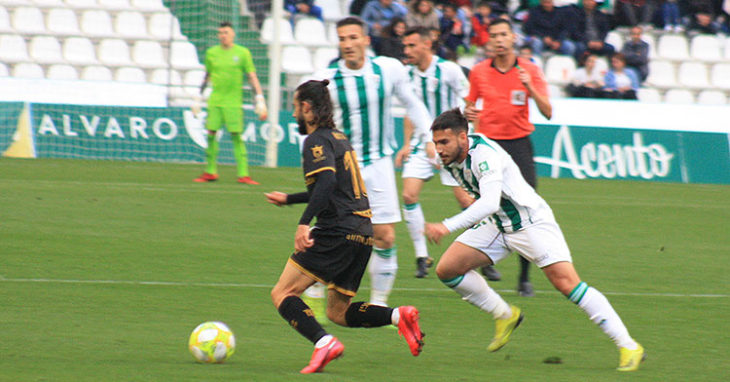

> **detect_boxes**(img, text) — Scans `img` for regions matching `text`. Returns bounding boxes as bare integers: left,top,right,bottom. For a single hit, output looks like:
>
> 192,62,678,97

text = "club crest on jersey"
478,161,489,172
311,145,326,162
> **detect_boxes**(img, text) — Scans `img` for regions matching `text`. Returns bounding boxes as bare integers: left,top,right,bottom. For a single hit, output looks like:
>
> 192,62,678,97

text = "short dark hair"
295,79,335,129
488,18,512,31
219,22,233,29
519,44,532,53
404,26,431,39
336,16,368,34
431,108,468,134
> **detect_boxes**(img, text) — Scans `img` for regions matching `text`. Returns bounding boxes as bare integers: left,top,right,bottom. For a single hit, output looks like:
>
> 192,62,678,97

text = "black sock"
519,255,530,283
345,302,394,328
278,296,327,344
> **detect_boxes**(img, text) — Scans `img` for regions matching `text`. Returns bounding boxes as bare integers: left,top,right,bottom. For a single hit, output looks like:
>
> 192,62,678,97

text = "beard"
297,117,308,135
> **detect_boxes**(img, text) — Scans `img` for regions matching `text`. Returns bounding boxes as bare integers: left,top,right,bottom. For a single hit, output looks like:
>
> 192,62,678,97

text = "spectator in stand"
350,0,370,15
613,0,657,28
661,0,683,32
361,0,409,37
621,26,649,82
375,17,408,62
567,53,605,98
284,0,323,25
440,4,468,58
687,1,721,35
407,0,441,29
518,44,542,68
429,26,451,59
573,0,615,60
603,53,639,100
471,1,493,48
523,0,577,56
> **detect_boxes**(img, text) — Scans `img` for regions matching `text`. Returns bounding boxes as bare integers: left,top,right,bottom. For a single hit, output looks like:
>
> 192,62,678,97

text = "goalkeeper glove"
190,95,202,116
254,94,267,120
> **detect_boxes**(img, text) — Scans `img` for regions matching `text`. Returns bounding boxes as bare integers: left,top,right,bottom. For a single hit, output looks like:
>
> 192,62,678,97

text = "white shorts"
361,156,401,224
455,219,572,268
401,149,459,187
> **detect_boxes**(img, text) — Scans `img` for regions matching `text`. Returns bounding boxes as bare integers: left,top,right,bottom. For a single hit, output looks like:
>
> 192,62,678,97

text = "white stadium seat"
47,64,79,80
294,18,329,46
81,65,113,81
0,7,13,33
64,0,97,8
695,90,726,105
12,62,44,78
677,62,710,89
33,0,65,7
115,11,148,39
645,60,676,89
170,41,202,70
132,40,167,68
114,67,146,83
710,63,730,90
690,35,722,62
327,22,338,44
98,38,133,67
0,62,9,77
80,10,116,38
148,13,185,40
260,17,294,44
636,87,661,103
547,83,565,98
0,34,30,63
543,55,576,85
4,0,32,4
281,46,313,74
313,47,338,71
98,0,131,10
183,69,205,87
29,36,64,65
130,0,166,11
605,30,623,52
149,68,182,85
317,0,344,21
663,89,694,104
657,34,689,61
47,8,81,36
12,7,46,34
642,34,656,58
63,37,98,65
724,39,730,60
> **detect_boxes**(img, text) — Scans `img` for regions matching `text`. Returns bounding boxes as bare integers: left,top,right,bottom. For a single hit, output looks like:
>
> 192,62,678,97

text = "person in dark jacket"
523,0,577,56
375,17,408,62
572,0,615,60
620,25,649,82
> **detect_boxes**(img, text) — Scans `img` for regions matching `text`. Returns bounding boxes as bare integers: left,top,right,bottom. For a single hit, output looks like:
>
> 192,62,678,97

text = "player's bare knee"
326,308,347,326
435,261,456,280
375,233,395,249
402,190,419,205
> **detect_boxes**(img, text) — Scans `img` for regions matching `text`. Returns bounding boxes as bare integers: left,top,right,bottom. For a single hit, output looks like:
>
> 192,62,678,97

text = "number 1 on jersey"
343,150,367,199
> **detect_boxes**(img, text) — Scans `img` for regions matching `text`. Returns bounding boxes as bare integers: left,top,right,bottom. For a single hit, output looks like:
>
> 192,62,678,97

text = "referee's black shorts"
494,136,537,189
289,230,373,297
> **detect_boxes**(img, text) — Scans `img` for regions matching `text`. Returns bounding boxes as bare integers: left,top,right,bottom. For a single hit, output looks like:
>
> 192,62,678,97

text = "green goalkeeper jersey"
204,44,255,107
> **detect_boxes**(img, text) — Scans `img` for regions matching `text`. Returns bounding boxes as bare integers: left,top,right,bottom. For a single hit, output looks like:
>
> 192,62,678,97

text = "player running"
397,26,473,278
424,109,644,372
307,16,433,306
266,79,424,374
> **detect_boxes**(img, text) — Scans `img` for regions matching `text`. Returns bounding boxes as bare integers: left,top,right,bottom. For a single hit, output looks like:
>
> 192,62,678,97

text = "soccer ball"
188,321,236,363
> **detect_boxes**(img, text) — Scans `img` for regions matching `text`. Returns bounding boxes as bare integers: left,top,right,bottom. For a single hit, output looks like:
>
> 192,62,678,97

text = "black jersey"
301,127,373,237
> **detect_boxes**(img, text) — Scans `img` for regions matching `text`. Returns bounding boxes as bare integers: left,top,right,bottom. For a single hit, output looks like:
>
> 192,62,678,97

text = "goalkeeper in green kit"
194,22,267,185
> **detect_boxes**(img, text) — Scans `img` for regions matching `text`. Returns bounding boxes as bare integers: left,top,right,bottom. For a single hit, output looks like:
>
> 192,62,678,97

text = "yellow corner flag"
2,104,36,158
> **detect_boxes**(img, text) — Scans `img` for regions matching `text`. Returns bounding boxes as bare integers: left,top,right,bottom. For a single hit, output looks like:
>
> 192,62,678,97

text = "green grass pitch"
1,158,728,381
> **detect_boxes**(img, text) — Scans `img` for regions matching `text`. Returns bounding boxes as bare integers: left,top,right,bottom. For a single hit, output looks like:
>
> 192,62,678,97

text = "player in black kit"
266,79,424,374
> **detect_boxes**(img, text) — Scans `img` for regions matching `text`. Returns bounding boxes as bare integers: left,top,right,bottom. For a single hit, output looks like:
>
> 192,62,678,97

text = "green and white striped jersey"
443,134,552,233
312,56,432,166
407,56,469,120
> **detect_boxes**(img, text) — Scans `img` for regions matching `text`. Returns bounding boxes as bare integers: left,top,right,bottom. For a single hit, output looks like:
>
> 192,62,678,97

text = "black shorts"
494,136,537,189
289,230,373,297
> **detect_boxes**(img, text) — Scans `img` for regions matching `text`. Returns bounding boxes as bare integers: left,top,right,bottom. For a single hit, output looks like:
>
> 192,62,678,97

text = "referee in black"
266,79,424,374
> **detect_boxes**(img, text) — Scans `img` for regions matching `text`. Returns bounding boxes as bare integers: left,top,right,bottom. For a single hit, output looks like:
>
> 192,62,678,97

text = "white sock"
315,334,333,348
442,270,511,320
390,307,400,326
369,247,397,306
403,203,428,258
569,282,637,349
303,283,326,299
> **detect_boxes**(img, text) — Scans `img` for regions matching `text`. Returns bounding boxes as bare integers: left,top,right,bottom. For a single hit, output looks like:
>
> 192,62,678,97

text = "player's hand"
254,94,267,121
464,104,481,122
517,66,532,88
294,224,314,252
191,95,202,116
425,222,450,244
425,142,440,169
395,144,411,168
265,191,288,206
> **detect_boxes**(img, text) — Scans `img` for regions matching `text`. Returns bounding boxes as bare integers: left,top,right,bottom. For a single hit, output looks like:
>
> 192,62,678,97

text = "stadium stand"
29,36,64,65
47,64,79,80
664,88,695,104
696,90,727,105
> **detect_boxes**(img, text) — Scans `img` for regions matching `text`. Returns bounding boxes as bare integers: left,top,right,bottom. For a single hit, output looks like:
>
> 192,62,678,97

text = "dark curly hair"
295,79,335,129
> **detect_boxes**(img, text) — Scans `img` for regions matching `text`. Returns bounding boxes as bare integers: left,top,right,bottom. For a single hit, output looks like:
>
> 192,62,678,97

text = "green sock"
231,133,249,177
205,133,218,175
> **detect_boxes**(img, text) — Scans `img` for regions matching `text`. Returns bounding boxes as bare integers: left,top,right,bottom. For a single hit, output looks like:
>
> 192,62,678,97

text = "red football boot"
193,172,218,182
397,306,425,356
300,337,344,374
237,176,259,185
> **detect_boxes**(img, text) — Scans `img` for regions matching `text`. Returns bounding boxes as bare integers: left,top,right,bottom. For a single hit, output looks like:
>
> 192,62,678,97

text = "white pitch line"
0,277,727,299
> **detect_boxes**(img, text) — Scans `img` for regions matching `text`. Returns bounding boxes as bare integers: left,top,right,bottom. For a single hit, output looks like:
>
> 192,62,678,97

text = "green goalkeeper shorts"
206,106,243,133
